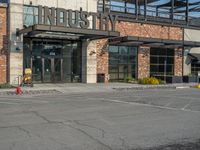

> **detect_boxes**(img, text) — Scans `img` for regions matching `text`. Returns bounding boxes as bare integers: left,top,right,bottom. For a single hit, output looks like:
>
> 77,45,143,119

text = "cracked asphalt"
0,88,200,150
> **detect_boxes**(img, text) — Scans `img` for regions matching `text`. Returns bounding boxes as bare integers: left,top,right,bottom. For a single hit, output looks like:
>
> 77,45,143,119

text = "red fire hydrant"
16,76,22,95
16,86,21,95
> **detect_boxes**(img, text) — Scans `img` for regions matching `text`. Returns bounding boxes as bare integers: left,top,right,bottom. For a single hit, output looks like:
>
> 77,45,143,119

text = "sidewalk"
0,83,198,96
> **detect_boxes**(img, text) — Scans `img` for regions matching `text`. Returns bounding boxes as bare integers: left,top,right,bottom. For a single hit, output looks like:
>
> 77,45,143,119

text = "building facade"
1,0,200,84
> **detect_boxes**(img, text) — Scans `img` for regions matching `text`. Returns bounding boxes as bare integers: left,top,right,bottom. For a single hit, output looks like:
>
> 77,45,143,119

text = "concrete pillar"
183,48,191,76
137,46,150,79
82,40,97,83
8,1,24,85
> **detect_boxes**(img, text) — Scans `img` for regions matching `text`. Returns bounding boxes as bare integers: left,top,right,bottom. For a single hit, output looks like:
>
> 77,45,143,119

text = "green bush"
0,83,14,89
138,77,162,85
124,76,133,83
124,76,138,84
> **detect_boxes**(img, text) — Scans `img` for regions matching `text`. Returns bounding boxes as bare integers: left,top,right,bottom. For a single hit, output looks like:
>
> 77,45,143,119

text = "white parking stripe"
101,98,200,113
0,102,19,105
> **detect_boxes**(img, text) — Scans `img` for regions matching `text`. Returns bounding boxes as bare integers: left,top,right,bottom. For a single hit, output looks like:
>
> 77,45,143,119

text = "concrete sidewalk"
0,83,198,96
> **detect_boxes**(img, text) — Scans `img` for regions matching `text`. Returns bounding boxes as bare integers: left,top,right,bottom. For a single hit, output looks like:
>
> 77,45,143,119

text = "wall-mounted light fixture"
16,47,21,51
89,50,96,56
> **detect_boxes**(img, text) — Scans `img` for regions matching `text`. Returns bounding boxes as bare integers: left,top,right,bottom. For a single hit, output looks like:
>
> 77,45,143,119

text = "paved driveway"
0,88,200,150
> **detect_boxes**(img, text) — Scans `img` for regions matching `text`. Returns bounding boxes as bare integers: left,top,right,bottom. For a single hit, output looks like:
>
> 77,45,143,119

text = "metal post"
186,0,189,25
125,0,127,13
156,7,159,17
144,0,147,20
135,0,138,19
171,0,174,24
103,0,105,13
30,39,33,70
164,58,167,83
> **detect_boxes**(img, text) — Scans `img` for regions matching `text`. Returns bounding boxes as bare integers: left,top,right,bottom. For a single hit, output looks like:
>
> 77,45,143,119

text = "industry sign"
38,6,118,32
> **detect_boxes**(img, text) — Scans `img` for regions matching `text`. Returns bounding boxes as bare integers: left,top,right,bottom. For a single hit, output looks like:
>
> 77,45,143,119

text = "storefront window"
150,48,174,81
191,63,200,75
109,46,137,81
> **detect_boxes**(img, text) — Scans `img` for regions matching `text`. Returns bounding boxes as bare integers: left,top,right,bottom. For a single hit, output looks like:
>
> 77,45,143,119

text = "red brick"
0,6,7,84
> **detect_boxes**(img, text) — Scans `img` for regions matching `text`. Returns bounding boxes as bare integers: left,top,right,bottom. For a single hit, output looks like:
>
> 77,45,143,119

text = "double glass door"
25,39,82,83
32,57,63,83
42,57,63,83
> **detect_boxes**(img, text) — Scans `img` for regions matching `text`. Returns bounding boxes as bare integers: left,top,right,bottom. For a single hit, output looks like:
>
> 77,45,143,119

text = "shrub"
124,76,133,83
0,83,14,89
138,77,162,85
124,76,138,84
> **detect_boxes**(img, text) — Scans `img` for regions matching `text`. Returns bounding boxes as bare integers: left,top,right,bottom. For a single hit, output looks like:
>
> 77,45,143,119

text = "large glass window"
109,46,137,81
150,48,174,81
191,63,200,75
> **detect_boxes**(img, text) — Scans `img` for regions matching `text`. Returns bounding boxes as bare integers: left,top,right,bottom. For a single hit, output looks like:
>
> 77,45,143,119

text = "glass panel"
119,46,128,55
54,58,61,81
44,58,51,82
32,56,42,82
150,48,174,81
109,45,137,81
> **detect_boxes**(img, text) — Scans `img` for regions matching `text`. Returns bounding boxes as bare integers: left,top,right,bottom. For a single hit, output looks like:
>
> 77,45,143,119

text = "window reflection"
109,45,137,81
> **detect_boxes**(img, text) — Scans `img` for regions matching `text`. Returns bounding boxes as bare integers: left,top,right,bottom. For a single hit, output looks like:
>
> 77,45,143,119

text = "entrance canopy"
18,24,120,40
188,53,200,64
109,36,200,48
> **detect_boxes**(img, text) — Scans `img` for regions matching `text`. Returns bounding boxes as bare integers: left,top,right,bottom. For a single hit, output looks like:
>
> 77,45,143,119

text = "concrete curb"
0,89,61,96
113,85,196,90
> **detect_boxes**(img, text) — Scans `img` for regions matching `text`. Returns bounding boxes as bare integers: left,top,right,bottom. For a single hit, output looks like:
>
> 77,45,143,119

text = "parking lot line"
101,98,200,113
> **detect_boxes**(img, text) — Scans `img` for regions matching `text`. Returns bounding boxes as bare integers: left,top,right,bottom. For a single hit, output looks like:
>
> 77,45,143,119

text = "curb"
113,85,195,90
0,89,62,96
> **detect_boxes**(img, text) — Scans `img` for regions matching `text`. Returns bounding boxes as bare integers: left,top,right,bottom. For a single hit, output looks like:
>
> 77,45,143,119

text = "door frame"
41,57,63,83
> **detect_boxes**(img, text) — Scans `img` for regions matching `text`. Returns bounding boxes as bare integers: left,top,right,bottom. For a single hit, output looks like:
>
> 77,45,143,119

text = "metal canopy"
109,36,200,48
18,24,120,40
188,53,200,64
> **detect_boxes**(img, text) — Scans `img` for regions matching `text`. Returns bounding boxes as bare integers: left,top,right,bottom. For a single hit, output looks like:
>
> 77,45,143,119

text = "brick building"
1,0,200,84
0,3,7,84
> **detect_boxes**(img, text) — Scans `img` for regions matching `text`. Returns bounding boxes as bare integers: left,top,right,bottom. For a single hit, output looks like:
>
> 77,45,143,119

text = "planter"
166,76,183,83
183,76,198,83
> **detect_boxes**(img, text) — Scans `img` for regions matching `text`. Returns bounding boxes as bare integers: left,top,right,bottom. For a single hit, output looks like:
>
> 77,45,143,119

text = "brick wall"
138,46,150,79
116,22,183,40
96,39,109,83
96,21,183,82
174,48,183,76
0,6,7,84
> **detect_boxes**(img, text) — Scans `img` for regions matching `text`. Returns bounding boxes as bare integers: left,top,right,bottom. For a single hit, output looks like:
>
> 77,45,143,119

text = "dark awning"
109,36,200,48
17,24,120,40
188,53,200,61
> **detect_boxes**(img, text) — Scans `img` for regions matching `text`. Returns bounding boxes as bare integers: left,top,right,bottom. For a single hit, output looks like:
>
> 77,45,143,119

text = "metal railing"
98,3,200,28
0,0,7,3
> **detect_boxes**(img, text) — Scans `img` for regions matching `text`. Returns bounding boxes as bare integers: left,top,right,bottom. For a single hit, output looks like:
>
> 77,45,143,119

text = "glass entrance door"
42,57,63,83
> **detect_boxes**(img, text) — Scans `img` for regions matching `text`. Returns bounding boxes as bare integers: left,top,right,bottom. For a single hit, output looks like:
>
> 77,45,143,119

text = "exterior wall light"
89,50,96,56
16,47,21,51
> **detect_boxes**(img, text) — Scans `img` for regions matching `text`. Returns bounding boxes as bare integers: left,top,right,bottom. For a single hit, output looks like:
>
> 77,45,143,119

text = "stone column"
174,48,183,76
82,40,97,83
183,48,191,76
8,1,24,85
137,46,150,79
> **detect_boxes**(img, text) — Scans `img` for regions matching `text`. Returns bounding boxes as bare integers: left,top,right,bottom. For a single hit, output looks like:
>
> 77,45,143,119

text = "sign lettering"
38,5,118,31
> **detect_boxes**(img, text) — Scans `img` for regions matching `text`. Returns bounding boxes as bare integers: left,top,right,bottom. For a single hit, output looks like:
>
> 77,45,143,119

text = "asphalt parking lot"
0,88,200,150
